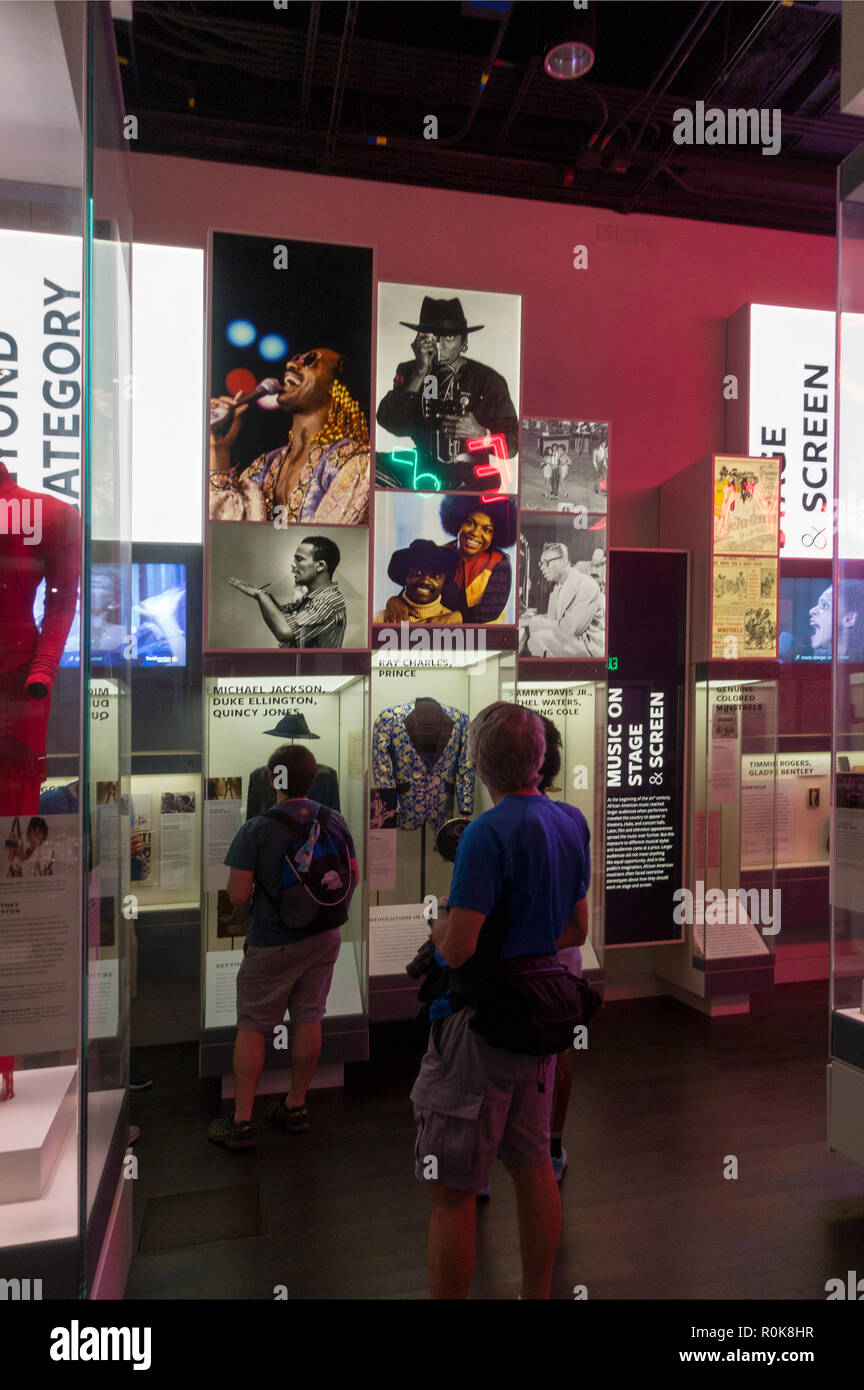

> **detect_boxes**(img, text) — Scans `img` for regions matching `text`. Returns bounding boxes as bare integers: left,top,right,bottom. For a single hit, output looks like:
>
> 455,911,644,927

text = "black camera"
405,936,437,980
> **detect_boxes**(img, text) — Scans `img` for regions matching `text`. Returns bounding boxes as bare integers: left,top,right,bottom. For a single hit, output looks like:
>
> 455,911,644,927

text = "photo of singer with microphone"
209,348,370,525
208,232,373,526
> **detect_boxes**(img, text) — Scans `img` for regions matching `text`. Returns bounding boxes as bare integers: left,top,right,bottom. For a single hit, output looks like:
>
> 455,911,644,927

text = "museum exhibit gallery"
3,0,864,1331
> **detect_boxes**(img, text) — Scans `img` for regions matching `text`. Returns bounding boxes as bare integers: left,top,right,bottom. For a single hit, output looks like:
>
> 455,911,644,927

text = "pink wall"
131,154,836,546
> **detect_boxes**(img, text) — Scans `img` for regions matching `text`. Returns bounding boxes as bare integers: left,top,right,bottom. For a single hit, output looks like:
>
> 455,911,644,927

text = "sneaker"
129,1068,152,1091
551,1148,568,1183
265,1098,310,1134
207,1115,256,1150
476,1183,491,1200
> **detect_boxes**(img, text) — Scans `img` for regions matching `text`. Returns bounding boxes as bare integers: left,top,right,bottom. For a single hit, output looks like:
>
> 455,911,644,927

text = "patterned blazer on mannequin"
372,702,474,831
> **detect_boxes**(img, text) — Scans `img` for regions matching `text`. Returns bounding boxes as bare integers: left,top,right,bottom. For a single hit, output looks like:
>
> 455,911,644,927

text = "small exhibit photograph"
518,512,606,658
373,491,518,625
520,418,608,513
208,522,369,651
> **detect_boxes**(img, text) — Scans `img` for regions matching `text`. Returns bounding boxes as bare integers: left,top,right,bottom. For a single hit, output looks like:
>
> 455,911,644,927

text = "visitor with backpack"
208,744,358,1150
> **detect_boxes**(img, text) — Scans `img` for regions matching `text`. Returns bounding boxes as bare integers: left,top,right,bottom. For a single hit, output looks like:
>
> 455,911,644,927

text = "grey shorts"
236,930,341,1032
410,1006,556,1192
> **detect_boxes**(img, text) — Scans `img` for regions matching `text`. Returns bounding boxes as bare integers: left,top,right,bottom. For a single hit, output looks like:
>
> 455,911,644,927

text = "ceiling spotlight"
544,7,596,81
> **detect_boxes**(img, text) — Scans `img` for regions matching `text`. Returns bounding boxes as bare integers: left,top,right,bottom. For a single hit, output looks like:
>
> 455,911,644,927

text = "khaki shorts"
411,1006,555,1191
236,930,341,1032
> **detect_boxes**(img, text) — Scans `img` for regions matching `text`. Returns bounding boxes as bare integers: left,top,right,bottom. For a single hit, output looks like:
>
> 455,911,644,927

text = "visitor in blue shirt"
410,701,590,1301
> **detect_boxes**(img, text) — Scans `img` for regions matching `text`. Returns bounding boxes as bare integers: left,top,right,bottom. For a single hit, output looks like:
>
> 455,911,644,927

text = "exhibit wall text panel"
604,550,687,948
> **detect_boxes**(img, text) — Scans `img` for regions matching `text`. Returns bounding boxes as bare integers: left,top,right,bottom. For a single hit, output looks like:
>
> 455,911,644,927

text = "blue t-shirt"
224,800,356,947
447,794,590,960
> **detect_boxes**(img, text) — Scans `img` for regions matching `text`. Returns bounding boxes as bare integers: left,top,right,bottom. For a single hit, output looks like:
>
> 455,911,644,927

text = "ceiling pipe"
496,54,542,150
322,0,358,171
300,1,321,123
438,7,512,147
626,0,785,214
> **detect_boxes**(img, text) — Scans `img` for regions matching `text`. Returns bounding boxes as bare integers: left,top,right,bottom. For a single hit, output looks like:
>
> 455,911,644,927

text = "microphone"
210,377,282,438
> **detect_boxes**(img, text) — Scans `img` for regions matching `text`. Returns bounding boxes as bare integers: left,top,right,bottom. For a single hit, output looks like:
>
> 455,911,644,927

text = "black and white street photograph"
520,418,609,513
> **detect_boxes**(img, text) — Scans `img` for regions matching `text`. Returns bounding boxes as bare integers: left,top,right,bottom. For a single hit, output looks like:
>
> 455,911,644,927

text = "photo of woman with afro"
438,495,517,624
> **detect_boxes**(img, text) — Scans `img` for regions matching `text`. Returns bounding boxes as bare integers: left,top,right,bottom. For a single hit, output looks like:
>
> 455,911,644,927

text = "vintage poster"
713,454,780,556
375,281,521,493
711,556,778,658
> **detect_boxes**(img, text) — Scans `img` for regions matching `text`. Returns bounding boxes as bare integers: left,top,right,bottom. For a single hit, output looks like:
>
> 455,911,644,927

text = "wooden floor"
126,981,864,1301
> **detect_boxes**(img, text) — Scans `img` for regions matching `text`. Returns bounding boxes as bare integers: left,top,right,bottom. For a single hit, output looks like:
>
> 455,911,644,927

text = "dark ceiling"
114,0,864,236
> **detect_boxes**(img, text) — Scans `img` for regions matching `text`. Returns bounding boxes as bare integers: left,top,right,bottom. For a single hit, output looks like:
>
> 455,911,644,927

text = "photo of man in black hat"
376,286,520,491
373,539,462,625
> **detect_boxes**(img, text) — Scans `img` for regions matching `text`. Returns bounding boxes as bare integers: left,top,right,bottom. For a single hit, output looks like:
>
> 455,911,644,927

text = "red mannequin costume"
0,461,80,816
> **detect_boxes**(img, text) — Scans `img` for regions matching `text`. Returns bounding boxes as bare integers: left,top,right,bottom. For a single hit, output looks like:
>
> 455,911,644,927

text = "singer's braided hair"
322,374,369,449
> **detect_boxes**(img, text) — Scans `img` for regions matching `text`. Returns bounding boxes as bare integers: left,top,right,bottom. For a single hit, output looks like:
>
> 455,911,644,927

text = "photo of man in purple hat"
373,539,462,625
376,294,519,491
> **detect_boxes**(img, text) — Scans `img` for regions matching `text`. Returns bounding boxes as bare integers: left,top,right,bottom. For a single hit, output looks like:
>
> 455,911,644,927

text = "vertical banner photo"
369,787,398,891
375,281,521,494
207,232,373,529
205,777,244,892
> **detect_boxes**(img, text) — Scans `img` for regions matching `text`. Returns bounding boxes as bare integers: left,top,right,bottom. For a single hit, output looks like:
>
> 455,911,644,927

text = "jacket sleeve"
372,710,396,788
455,714,475,815
376,362,424,438
475,370,519,460
470,552,512,623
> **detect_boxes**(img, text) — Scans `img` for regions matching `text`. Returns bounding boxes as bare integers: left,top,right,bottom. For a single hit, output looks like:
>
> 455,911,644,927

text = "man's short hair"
301,536,341,577
468,702,546,795
267,744,317,797
541,542,568,563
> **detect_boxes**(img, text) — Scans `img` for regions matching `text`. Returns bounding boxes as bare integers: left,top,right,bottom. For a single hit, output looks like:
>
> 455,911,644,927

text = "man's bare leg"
504,1159,561,1299
285,1020,322,1108
428,1186,477,1299
232,1029,265,1122
550,1049,572,1141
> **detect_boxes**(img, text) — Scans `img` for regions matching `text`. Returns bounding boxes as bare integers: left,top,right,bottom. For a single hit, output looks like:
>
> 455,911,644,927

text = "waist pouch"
457,954,602,1057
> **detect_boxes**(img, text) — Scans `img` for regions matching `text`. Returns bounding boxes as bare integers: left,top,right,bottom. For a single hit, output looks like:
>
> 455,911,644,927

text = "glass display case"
689,667,779,994
828,143,864,1165
367,646,515,1019
0,5,133,1297
200,660,369,1073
